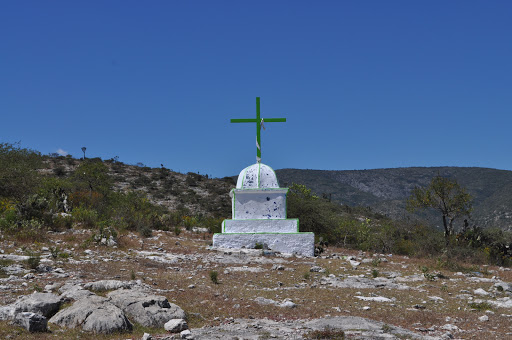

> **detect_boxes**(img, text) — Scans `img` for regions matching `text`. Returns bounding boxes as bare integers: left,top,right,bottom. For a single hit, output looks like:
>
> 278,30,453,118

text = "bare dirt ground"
1,228,511,339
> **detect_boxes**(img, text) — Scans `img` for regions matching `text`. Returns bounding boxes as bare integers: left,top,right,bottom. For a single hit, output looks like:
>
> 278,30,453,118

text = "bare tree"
407,175,472,238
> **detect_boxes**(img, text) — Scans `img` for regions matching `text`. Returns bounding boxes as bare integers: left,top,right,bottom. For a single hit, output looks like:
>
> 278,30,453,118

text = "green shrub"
469,301,493,311
0,142,43,201
209,271,219,284
138,225,153,238
24,251,41,270
49,246,60,259
305,326,345,339
52,214,73,230
72,206,98,228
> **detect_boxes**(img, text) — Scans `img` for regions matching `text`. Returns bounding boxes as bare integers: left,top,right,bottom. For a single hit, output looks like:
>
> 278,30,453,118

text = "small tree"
407,175,472,238
72,159,112,196
81,147,86,159
0,142,43,201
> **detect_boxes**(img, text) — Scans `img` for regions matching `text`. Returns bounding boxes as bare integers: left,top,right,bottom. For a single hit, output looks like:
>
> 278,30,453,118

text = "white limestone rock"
15,312,48,332
12,292,63,318
49,295,132,333
164,318,188,333
107,289,186,328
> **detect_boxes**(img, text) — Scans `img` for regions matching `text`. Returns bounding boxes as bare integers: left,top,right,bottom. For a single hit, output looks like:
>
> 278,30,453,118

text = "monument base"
213,232,314,257
222,219,298,233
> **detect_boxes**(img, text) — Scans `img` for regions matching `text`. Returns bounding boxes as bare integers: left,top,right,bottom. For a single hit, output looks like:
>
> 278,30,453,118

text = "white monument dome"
236,163,279,189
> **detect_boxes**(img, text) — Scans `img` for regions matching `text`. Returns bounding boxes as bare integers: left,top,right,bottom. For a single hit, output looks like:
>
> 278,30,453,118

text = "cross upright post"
231,97,286,163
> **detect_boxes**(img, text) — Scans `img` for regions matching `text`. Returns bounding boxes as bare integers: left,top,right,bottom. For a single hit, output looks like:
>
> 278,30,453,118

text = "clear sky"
1,1,511,178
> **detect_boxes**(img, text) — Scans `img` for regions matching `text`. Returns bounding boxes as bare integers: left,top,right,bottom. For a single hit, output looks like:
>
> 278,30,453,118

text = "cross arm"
231,119,259,123
261,118,286,122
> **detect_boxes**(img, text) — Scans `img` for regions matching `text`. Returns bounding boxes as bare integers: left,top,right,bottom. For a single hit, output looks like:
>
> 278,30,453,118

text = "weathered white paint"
232,189,287,219
213,233,315,257
215,162,315,257
236,163,279,189
223,219,298,233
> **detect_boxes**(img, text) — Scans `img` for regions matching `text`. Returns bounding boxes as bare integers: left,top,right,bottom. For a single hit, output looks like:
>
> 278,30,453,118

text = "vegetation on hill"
277,167,512,231
407,175,473,238
0,142,511,266
0,142,228,243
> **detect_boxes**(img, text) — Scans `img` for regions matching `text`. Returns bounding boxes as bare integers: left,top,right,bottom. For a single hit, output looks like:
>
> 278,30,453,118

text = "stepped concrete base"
222,219,298,233
213,232,314,257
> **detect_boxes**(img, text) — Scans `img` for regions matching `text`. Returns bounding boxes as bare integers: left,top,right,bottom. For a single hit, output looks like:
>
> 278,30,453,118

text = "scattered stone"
310,266,325,273
254,297,277,305
180,329,193,339
349,260,361,268
355,296,393,302
413,304,426,310
271,264,285,270
279,299,297,308
141,332,153,340
83,280,135,292
164,318,188,333
474,288,489,296
3,264,26,275
478,315,489,322
14,312,48,332
494,282,512,293
441,324,460,332
428,296,445,303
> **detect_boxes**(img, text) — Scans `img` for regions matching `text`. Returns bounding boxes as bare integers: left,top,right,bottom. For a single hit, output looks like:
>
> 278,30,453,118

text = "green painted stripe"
233,190,236,219
214,232,313,235
222,218,298,222
232,188,288,191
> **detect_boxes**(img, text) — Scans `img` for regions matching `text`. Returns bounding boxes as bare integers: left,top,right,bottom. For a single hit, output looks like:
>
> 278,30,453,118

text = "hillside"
276,167,512,231
46,158,512,231
42,156,234,219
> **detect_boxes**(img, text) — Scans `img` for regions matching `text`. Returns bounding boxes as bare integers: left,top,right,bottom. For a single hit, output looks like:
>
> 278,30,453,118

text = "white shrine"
212,98,314,256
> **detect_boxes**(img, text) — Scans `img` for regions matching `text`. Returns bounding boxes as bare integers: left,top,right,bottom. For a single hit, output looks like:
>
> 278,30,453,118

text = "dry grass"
1,228,511,339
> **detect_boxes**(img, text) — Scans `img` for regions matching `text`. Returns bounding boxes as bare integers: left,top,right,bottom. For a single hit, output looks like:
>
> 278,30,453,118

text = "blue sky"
1,1,511,178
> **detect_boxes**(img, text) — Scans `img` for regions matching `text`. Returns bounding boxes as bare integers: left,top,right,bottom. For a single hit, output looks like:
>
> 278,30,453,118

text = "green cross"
231,97,286,163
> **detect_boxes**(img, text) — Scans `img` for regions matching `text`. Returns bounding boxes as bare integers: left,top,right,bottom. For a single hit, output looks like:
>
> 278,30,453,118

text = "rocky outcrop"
15,312,48,332
49,295,132,333
107,289,186,328
83,279,137,292
164,318,188,333
12,292,63,318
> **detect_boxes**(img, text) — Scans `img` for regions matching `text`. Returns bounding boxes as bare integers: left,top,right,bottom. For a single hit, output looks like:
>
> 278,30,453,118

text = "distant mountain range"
275,167,512,231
